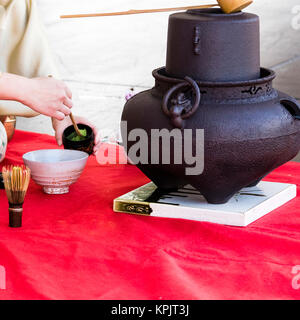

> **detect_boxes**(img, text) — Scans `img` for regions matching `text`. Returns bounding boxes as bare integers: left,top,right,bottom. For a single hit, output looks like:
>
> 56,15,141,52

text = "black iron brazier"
121,9,300,204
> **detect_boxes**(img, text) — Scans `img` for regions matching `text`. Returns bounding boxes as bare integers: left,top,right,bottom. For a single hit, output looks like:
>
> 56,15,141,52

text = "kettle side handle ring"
162,76,201,122
280,98,300,120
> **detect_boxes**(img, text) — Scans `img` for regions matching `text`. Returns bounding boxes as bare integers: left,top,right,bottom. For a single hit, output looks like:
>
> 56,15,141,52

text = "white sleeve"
0,0,59,117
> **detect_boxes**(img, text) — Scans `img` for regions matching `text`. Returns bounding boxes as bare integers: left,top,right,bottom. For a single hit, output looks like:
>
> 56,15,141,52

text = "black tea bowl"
62,124,95,155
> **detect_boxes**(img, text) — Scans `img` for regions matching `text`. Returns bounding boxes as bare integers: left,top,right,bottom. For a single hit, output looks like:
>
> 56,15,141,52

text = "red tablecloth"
0,130,300,300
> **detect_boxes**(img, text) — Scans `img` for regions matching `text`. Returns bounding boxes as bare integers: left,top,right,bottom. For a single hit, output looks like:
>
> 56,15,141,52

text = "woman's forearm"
0,72,73,120
0,72,30,104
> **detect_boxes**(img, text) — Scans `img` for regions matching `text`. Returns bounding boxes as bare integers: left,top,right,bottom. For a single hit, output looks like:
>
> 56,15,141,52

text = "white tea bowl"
23,149,89,194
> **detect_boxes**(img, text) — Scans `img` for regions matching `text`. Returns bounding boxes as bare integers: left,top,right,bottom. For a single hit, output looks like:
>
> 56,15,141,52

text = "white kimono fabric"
0,0,59,117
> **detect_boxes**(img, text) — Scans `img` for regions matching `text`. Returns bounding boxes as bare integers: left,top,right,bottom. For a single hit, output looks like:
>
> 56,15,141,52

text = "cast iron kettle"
121,9,300,204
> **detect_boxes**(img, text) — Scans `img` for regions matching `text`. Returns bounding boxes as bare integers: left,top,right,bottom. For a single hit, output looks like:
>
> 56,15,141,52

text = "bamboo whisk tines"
2,165,31,228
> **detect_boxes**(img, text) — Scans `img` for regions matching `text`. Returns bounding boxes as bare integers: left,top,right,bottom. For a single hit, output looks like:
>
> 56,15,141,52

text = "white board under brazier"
114,181,297,227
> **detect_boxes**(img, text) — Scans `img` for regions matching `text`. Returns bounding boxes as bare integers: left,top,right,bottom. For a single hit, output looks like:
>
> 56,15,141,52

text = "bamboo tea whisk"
60,0,253,19
2,165,31,228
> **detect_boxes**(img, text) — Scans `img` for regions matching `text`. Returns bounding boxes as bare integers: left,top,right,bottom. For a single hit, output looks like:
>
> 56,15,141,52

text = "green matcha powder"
67,129,88,142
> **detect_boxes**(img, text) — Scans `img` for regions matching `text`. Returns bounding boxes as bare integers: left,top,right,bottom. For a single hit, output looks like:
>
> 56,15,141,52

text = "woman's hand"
21,77,73,120
0,73,73,120
52,116,101,154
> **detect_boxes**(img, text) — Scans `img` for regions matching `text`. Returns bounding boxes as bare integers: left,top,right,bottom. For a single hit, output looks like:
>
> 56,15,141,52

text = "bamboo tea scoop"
69,113,84,137
60,0,253,19
48,75,83,137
